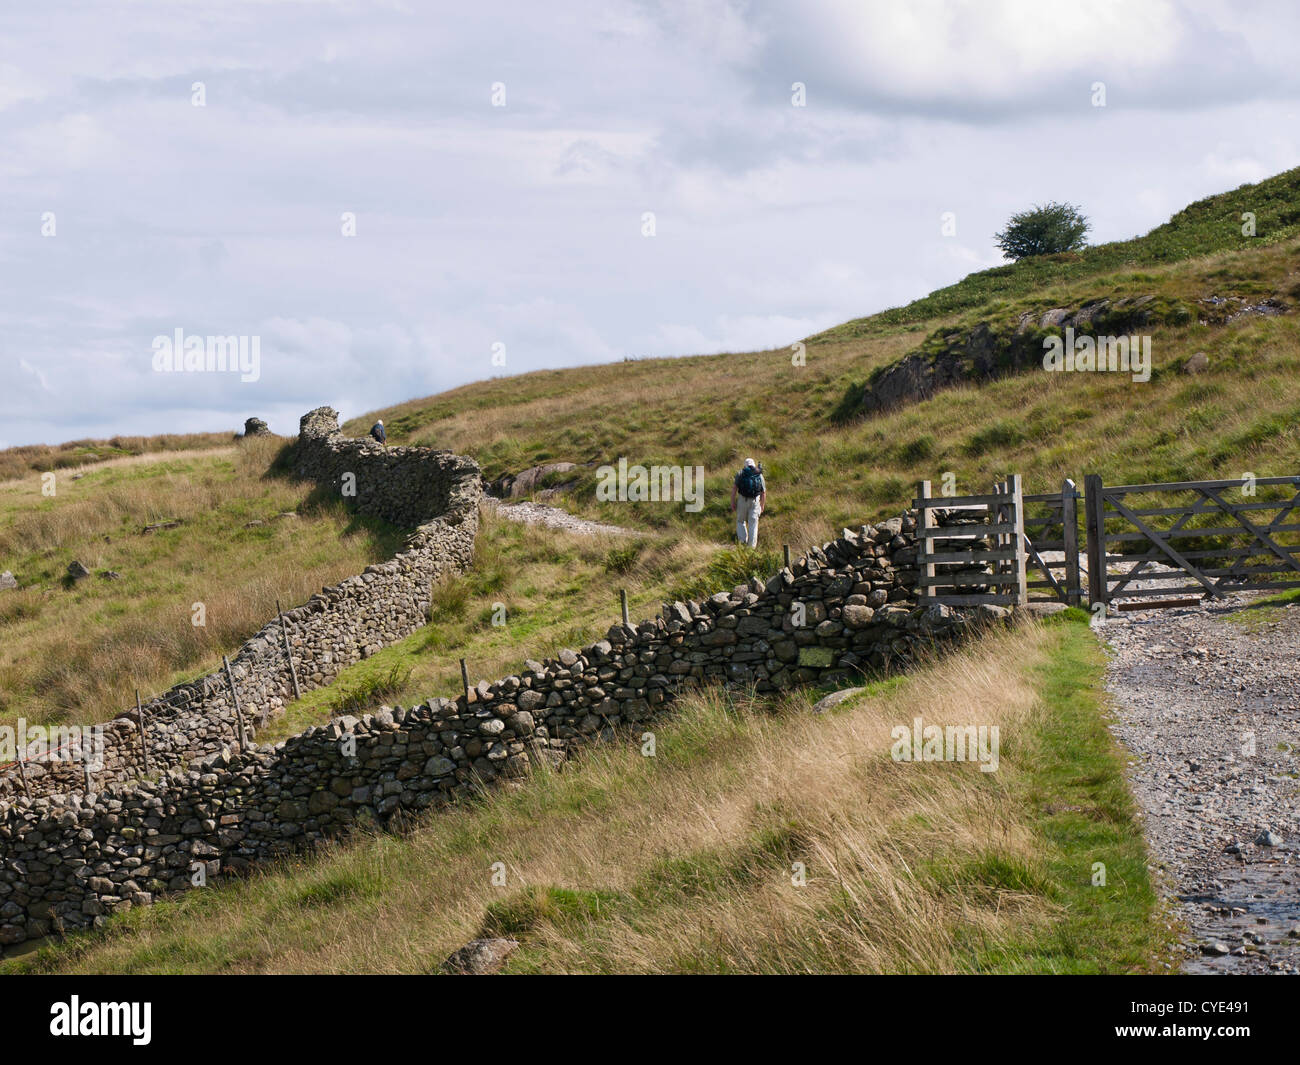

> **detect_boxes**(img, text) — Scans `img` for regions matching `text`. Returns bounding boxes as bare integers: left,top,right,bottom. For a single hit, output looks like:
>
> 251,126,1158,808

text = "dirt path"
1100,582,1300,974
481,497,635,537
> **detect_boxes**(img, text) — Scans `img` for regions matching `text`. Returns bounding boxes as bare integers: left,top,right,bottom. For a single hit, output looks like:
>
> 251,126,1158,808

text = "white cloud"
0,1,1299,445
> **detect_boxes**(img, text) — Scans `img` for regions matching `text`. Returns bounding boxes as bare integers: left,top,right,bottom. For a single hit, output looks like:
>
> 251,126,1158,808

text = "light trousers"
736,496,762,547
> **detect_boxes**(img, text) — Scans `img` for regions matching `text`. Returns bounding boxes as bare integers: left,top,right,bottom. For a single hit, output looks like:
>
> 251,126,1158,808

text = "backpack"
736,465,764,499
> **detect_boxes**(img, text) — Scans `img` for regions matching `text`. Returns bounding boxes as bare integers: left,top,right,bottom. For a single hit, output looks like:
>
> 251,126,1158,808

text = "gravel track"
481,497,634,537
1100,569,1300,974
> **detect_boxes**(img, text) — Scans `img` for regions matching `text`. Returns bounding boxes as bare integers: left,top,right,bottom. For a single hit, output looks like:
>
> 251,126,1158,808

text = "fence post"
783,544,791,569
916,480,934,602
460,658,470,701
222,655,248,752
135,688,150,775
276,599,302,701
1061,478,1081,607
1084,474,1106,610
1008,474,1028,607
619,588,630,626
16,750,29,798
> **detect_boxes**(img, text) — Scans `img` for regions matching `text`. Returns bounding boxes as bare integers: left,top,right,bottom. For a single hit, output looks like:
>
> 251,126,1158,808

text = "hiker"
731,457,766,548
370,419,386,446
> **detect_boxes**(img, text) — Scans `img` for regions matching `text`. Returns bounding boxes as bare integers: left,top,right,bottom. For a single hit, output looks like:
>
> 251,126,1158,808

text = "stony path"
1101,582,1300,974
481,497,634,537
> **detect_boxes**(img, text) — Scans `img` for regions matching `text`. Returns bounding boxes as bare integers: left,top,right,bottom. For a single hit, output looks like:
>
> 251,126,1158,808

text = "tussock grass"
7,615,1162,974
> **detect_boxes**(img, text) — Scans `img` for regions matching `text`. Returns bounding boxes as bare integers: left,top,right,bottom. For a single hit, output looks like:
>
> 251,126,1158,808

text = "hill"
349,167,1300,560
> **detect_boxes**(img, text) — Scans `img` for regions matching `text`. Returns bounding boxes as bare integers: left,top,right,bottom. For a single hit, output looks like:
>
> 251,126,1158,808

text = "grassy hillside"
6,615,1168,975
350,170,1300,552
0,430,237,484
0,438,410,731
825,165,1300,334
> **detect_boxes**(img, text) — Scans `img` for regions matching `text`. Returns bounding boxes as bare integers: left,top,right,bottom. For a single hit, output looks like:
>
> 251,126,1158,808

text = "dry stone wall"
0,408,482,803
0,511,1009,947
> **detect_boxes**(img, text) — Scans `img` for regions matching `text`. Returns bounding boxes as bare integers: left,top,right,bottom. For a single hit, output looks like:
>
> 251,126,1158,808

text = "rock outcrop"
852,295,1188,417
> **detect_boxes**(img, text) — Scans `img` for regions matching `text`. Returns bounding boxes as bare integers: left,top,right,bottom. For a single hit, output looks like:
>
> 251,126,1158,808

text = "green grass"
1224,585,1300,632
960,611,1165,972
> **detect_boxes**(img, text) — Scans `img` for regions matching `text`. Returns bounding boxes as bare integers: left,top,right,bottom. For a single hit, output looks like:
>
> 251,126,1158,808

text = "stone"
67,561,91,581
842,604,875,628
797,646,835,668
811,687,865,714
1255,829,1282,847
242,417,272,436
517,689,546,712
1183,351,1209,374
0,571,16,590
439,937,519,974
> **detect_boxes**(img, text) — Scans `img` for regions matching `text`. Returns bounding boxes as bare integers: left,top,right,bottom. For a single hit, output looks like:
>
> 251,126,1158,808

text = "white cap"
377,419,383,425
744,457,756,467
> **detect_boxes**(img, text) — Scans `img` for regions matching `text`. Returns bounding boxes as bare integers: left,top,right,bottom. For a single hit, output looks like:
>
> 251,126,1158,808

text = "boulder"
439,937,519,975
811,687,865,714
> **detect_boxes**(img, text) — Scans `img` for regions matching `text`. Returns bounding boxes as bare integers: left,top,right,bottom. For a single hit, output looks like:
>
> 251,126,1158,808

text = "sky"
2,0,1299,447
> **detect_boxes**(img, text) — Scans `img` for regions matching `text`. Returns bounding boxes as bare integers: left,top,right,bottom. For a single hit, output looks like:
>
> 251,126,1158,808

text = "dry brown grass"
0,437,406,729
19,621,1078,974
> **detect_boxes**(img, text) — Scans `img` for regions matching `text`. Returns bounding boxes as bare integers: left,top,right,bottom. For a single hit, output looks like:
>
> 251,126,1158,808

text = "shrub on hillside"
995,202,1091,261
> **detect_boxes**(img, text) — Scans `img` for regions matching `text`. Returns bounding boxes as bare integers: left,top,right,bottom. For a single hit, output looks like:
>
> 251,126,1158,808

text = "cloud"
1,0,1299,446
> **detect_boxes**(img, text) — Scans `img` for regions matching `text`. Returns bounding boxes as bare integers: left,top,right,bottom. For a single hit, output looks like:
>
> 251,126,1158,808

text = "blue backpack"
736,466,764,499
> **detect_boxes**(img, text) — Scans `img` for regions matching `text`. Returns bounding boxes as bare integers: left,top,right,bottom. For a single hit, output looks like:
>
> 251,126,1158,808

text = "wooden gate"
1022,479,1083,606
1083,474,1300,611
914,476,1028,607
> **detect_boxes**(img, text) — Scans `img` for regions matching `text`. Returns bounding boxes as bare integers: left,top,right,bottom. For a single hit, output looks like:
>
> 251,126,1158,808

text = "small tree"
994,202,1090,260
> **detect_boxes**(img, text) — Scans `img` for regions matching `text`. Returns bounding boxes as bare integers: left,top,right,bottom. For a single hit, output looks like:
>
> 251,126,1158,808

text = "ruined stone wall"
0,513,1004,947
0,408,482,803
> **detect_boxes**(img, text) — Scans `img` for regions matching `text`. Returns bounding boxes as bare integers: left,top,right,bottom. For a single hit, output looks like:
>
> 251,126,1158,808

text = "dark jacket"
370,422,386,444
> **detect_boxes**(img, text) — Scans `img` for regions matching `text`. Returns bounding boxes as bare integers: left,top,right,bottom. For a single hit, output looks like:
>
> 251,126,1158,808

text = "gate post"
916,480,934,603
1008,474,1028,607
1061,478,1081,607
1084,474,1107,610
